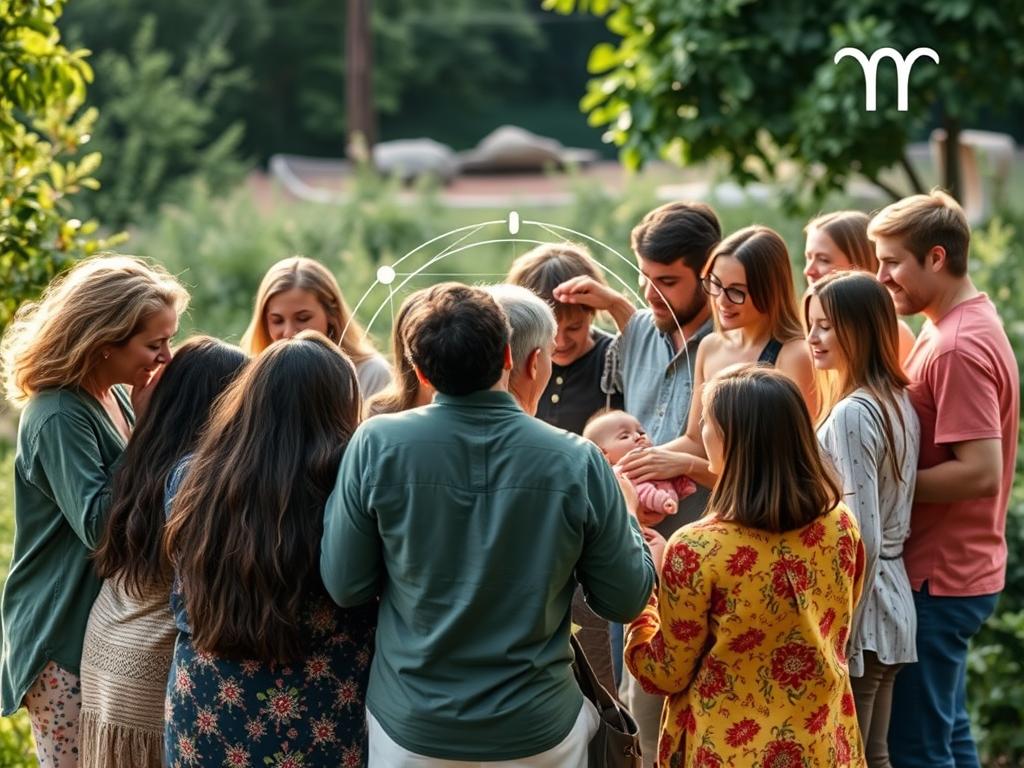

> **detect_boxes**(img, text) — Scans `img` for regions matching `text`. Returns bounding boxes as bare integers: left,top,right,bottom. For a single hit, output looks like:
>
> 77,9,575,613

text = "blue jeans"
888,582,999,768
609,622,623,688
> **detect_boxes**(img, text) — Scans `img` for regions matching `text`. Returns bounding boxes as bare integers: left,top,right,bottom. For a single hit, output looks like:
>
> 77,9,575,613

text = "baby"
584,410,697,527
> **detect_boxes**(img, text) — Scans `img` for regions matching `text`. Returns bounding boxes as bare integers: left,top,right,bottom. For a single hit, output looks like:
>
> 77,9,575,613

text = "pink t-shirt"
904,294,1019,597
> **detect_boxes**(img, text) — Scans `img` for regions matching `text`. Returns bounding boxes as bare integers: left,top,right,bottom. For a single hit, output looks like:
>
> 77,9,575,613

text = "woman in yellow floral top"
625,365,867,768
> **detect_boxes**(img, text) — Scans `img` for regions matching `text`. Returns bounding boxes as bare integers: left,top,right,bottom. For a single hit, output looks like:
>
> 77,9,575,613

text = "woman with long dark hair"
625,365,865,767
163,331,375,767
806,272,920,767
79,336,247,767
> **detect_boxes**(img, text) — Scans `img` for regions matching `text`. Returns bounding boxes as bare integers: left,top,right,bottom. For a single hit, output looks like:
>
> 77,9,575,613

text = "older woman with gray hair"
484,284,557,417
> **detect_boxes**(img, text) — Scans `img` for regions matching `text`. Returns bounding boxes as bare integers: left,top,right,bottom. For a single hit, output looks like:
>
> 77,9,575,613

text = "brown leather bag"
570,633,643,767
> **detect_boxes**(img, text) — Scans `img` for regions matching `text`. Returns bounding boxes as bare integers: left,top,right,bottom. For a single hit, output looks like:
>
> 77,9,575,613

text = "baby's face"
593,413,651,465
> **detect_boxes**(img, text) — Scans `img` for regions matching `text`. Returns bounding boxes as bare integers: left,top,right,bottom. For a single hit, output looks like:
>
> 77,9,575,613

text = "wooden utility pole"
345,0,376,157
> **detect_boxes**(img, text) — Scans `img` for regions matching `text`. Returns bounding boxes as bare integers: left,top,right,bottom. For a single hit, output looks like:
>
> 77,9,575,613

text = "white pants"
367,698,600,768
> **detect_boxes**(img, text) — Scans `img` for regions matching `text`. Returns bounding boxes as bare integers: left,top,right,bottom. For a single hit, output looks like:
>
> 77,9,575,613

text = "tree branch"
864,174,903,202
900,153,926,194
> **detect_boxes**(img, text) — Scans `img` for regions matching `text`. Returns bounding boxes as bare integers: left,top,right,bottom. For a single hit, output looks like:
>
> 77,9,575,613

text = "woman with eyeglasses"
619,226,815,490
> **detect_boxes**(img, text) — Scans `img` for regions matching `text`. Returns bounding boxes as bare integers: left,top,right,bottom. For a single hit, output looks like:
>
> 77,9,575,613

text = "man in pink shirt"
869,190,1019,768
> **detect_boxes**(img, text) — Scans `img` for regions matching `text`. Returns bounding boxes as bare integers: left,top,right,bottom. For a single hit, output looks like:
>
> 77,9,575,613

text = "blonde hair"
704,226,803,343
867,189,971,277
805,211,877,272
805,271,910,481
704,364,842,533
1,255,189,406
364,289,426,418
241,256,376,362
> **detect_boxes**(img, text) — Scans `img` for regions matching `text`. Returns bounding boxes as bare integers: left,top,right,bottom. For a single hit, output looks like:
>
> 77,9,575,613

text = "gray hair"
484,284,556,372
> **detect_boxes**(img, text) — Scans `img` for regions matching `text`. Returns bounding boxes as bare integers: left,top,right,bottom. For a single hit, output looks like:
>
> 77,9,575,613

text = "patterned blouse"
625,507,867,768
817,389,920,676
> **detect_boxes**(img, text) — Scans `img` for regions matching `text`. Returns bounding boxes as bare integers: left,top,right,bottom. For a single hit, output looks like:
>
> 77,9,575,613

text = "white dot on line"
376,265,396,285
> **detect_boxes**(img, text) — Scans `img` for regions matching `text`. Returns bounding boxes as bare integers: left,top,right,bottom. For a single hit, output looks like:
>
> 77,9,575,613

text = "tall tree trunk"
346,0,376,158
942,114,962,202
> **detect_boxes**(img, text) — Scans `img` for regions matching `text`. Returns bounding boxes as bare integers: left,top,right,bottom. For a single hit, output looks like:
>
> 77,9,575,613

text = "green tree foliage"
77,15,247,227
545,0,1024,208
0,0,123,333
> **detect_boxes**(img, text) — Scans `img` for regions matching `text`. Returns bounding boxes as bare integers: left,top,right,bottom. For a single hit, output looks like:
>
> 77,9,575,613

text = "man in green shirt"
321,282,655,765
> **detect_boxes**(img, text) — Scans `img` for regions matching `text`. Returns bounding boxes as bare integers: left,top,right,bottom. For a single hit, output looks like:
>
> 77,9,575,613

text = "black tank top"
758,338,783,366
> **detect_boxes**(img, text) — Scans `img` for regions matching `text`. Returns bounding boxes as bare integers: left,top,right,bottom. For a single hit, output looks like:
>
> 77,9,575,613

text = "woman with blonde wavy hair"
364,288,434,418
0,254,188,767
241,256,391,397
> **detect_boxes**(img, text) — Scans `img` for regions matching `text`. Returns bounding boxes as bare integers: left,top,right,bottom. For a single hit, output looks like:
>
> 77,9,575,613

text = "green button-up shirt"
321,389,655,761
1,387,131,715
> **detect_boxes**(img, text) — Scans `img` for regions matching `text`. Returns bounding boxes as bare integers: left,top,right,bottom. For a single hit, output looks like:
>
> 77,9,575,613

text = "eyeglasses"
701,274,747,305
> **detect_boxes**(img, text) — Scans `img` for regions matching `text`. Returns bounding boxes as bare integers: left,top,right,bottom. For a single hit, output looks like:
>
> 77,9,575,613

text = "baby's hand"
663,498,677,515
641,527,668,573
637,507,668,528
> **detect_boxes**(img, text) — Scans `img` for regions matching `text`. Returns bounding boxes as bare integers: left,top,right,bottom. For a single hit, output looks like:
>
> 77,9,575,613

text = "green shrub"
0,447,35,764
967,211,1024,766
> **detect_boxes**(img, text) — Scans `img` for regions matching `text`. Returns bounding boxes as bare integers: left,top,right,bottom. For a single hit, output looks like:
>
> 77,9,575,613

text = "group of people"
0,188,1016,768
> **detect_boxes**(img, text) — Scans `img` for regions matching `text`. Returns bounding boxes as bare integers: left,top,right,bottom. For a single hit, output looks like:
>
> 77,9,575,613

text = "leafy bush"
967,211,1024,766
0,446,35,764
0,0,124,333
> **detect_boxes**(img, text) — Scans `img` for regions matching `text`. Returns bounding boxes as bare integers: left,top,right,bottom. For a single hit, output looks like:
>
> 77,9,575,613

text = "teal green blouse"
0,387,132,715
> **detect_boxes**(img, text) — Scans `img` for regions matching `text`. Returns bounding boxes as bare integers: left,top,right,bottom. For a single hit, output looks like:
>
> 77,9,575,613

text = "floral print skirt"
165,598,376,768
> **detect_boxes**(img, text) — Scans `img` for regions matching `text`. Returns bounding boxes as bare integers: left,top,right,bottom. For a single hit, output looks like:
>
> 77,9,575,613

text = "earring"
103,351,110,360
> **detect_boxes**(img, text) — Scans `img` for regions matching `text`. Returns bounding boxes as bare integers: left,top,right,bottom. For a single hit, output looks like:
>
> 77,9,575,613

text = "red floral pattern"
728,628,765,653
762,739,804,768
662,542,703,590
770,642,819,690
726,545,759,576
624,507,866,767
725,718,761,747
770,556,811,601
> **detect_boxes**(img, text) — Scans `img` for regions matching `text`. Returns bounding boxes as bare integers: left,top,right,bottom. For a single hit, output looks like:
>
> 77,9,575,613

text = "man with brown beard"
554,201,721,538
555,201,721,767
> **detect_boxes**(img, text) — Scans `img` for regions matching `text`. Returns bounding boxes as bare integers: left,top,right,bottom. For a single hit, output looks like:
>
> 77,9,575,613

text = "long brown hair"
805,271,911,481
704,226,803,343
506,242,606,319
241,256,376,363
94,337,248,596
704,364,841,532
164,331,361,661
364,288,429,417
805,211,877,272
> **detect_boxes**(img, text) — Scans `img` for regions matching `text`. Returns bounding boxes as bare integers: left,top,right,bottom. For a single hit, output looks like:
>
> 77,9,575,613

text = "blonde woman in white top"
805,270,921,768
241,256,391,396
